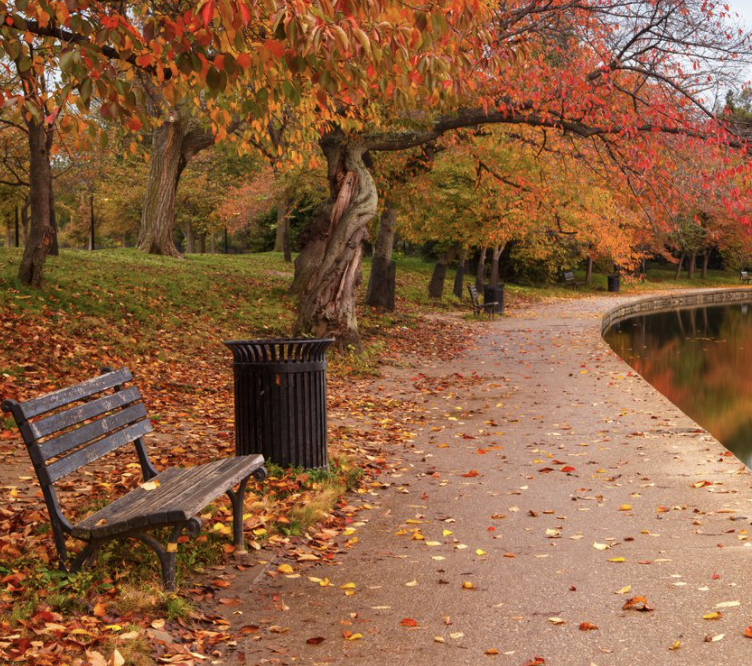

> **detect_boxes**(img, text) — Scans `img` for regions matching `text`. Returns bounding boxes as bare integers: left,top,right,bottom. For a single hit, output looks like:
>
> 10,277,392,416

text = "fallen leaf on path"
400,618,418,627
306,637,326,645
623,596,654,612
579,622,598,631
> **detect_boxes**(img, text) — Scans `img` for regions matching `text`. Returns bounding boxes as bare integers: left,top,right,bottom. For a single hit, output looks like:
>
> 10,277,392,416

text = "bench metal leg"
69,540,102,573
227,477,250,555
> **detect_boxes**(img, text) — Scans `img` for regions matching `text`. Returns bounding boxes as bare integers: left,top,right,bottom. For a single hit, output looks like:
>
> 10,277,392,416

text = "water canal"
604,301,752,468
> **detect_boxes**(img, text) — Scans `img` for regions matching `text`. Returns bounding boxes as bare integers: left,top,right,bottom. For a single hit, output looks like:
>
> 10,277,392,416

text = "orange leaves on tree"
264,39,286,58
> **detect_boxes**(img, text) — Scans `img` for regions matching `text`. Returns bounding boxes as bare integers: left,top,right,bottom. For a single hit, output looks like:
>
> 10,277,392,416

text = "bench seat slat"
30,386,142,440
40,402,148,462
72,455,265,540
45,419,153,483
19,368,133,420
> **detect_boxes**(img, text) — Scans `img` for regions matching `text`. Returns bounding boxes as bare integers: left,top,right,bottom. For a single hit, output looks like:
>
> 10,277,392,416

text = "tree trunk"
198,232,206,254
428,245,459,299
292,134,378,351
22,199,29,246
184,223,195,254
674,254,684,280
138,108,215,257
453,248,467,298
210,232,216,254
274,194,290,258
138,114,185,257
585,256,593,284
687,251,696,279
18,122,54,287
5,218,11,248
489,244,504,286
476,247,488,291
365,202,398,310
49,189,59,256
702,249,710,278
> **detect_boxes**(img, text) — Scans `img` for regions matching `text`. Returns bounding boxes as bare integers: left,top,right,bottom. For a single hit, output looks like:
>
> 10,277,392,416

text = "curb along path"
227,295,752,665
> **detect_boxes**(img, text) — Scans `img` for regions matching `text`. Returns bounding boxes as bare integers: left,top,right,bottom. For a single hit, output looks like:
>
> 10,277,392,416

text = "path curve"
228,294,752,665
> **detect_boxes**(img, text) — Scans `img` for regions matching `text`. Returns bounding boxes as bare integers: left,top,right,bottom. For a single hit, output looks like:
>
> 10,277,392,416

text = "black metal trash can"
607,275,620,293
483,284,505,315
224,338,334,469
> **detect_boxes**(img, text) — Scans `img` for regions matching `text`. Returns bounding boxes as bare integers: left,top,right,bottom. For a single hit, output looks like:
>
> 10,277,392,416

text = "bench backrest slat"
18,368,133,420
44,419,153,484
39,401,149,463
563,271,575,281
468,285,481,304
29,385,142,441
742,271,749,278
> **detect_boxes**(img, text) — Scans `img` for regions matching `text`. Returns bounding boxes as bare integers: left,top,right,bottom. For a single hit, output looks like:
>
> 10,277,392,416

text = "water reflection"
604,302,752,468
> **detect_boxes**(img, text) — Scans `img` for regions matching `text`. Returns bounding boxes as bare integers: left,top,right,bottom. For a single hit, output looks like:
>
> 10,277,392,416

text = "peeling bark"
293,133,378,351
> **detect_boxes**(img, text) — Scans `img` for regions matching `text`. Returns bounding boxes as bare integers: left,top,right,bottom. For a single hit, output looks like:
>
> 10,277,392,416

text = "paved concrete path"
229,295,752,665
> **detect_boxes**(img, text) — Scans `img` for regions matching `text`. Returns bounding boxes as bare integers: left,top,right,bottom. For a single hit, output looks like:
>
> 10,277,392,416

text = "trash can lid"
223,338,334,363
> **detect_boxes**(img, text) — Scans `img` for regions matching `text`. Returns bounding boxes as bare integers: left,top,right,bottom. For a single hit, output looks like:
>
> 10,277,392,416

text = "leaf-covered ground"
0,249,481,665
1,249,747,665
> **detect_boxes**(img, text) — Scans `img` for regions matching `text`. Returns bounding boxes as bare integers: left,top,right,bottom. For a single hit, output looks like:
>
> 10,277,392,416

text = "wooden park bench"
741,271,752,284
468,284,498,319
1,367,267,589
562,271,584,289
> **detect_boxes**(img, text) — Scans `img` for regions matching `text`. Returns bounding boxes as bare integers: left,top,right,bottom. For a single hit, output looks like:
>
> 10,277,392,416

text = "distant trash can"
483,284,504,315
607,275,620,293
224,338,334,469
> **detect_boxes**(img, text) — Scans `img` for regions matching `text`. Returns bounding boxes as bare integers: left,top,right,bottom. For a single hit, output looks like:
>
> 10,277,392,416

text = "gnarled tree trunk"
585,256,593,284
365,202,398,310
702,248,711,278
18,121,54,287
687,251,696,279
292,134,378,351
674,254,684,280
